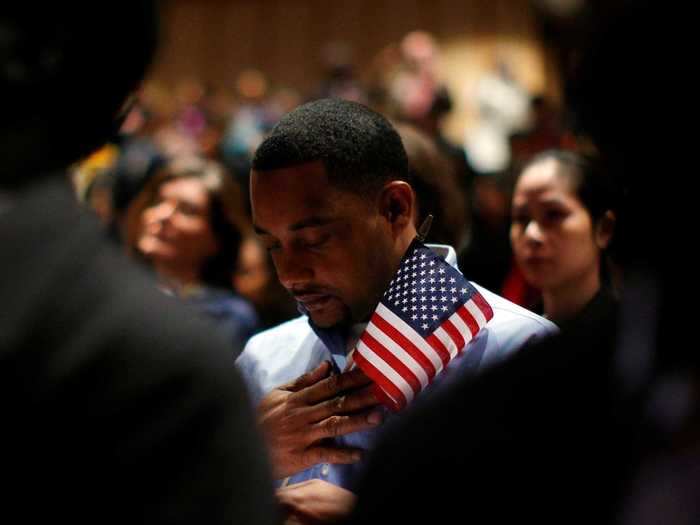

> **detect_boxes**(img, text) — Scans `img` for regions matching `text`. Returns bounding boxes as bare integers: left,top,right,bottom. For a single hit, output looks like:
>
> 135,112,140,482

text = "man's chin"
307,310,345,329
305,300,350,328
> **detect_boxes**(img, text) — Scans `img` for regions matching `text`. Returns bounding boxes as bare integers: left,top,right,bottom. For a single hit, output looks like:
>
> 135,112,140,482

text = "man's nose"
274,252,314,290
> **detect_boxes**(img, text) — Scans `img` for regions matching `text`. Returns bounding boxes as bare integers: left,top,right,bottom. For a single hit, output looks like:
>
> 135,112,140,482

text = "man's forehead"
253,159,327,189
252,162,336,207
251,161,363,231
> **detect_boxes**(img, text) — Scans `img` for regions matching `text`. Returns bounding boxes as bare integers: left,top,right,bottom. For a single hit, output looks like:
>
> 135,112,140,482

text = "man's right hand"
258,361,382,479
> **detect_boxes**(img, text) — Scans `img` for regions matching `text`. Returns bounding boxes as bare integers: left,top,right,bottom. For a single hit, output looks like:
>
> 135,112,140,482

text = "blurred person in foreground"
343,1,693,524
510,149,618,325
124,155,260,350
0,5,278,524
236,98,556,522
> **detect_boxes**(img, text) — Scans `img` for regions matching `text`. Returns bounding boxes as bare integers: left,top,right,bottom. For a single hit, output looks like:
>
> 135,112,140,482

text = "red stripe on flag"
360,332,422,395
440,319,466,354
425,333,451,366
352,350,404,411
472,291,494,321
456,304,480,337
371,313,437,379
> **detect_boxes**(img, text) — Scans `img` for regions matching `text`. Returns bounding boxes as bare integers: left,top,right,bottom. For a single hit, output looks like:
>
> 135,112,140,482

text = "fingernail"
367,410,383,425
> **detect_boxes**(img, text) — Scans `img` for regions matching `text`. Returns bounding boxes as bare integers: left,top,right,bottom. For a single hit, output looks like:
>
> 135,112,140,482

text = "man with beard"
237,98,556,498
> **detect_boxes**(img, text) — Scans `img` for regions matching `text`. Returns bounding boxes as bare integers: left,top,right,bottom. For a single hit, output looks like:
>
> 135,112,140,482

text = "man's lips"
293,293,334,311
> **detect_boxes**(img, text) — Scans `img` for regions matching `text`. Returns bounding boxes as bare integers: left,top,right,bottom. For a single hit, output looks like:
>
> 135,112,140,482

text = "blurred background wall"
149,0,559,142
74,0,576,322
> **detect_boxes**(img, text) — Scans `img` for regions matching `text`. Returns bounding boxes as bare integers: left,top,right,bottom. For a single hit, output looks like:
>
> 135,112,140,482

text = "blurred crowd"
71,29,595,350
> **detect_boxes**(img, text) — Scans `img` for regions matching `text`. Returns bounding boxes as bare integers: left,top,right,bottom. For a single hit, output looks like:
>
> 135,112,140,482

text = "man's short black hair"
252,98,410,194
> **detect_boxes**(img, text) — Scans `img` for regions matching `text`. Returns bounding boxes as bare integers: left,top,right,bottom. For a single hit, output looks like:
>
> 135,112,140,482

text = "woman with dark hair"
510,149,619,325
125,154,260,348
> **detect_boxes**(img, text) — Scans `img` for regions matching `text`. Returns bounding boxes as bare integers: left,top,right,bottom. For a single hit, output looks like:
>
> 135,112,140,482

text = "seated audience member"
236,98,557,499
510,150,618,325
0,4,277,524
124,155,260,350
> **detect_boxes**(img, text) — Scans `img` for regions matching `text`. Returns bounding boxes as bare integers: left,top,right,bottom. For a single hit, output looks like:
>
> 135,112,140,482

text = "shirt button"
321,464,329,477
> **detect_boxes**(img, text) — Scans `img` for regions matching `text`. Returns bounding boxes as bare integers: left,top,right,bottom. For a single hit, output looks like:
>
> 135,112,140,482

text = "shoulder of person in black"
0,176,279,524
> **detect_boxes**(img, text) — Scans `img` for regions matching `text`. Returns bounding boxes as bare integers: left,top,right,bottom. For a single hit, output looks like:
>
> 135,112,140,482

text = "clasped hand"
258,361,383,478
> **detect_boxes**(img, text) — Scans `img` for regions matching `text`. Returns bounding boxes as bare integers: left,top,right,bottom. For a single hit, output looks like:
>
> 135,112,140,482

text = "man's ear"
378,181,415,233
595,210,616,249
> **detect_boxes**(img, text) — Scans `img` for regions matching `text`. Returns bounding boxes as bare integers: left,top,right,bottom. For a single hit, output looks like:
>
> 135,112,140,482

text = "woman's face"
137,177,219,270
510,159,603,292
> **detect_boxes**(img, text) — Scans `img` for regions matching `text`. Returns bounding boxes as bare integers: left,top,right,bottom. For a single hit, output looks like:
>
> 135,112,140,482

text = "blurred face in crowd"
138,176,219,273
251,161,401,328
233,237,271,305
510,158,610,293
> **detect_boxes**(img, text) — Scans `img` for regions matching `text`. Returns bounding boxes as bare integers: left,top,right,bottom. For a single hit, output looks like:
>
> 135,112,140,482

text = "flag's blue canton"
382,242,479,336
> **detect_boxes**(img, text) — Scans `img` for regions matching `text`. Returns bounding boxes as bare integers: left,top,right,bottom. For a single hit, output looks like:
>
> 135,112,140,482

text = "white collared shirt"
236,244,558,488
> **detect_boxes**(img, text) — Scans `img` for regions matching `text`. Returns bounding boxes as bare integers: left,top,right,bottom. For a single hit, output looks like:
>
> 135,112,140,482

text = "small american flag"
352,240,493,411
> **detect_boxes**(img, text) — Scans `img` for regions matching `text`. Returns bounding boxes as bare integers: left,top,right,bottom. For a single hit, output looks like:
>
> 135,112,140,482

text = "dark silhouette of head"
1,4,158,186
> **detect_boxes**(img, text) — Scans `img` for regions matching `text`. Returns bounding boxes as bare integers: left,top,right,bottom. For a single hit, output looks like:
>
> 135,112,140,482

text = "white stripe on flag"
433,326,459,359
465,299,487,327
366,320,430,389
356,339,415,404
376,303,444,374
448,306,474,344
